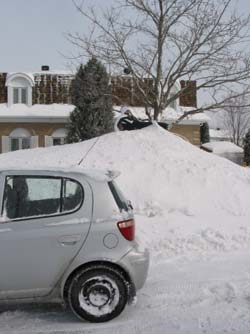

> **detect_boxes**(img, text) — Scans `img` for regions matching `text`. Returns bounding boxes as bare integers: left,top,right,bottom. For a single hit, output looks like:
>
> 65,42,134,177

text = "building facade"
0,67,202,153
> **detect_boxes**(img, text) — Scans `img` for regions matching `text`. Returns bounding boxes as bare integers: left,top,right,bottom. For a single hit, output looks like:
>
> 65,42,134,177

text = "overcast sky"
0,0,249,73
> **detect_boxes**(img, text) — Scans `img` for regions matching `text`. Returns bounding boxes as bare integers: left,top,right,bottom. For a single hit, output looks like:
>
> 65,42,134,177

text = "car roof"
0,166,120,182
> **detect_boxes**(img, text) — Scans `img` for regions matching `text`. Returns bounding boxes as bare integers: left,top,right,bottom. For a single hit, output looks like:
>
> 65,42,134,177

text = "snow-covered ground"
1,124,250,333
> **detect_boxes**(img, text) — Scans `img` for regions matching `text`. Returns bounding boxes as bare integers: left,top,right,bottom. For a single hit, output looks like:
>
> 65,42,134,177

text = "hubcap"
80,278,116,309
88,284,111,307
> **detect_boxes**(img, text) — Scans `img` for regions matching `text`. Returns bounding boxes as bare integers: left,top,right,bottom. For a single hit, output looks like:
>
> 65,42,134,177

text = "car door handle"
58,235,81,246
0,228,12,233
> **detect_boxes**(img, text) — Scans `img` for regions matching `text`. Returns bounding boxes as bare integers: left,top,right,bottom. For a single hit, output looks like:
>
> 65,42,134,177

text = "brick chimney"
179,80,197,108
0,73,7,103
41,65,50,71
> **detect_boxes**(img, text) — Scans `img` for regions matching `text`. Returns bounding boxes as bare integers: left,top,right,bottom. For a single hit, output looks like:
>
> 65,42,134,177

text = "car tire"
68,265,128,322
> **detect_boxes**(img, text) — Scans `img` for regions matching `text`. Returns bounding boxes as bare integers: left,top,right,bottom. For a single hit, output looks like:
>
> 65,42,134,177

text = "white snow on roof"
114,105,210,123
6,72,35,82
33,70,74,76
6,70,73,77
209,129,230,139
0,103,74,120
162,106,211,123
202,141,243,154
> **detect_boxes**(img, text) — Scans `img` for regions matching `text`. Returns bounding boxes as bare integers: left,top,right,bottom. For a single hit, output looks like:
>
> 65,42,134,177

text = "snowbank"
1,124,250,256
1,123,249,215
202,141,243,154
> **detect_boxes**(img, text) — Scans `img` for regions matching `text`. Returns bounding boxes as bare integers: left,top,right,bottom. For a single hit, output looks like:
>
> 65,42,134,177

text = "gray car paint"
0,168,149,304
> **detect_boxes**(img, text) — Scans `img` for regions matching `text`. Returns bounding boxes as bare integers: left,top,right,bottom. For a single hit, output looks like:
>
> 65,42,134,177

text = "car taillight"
117,219,135,241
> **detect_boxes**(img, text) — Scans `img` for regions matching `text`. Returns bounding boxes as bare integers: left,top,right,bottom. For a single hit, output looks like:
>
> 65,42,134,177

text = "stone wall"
169,124,201,146
0,72,197,108
111,76,154,107
0,73,7,104
111,76,197,108
33,74,73,105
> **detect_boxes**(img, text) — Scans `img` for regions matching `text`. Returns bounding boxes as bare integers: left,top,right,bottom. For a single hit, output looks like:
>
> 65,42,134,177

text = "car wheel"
68,266,128,322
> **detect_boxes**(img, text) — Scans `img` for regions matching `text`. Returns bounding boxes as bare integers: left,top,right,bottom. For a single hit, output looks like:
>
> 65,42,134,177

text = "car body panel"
0,167,149,306
0,171,93,299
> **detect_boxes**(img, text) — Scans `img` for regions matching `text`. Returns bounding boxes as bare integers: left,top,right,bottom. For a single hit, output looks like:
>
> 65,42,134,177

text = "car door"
0,171,93,300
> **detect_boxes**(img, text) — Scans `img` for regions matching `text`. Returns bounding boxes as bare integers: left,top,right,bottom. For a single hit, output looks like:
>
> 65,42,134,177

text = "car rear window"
108,181,129,212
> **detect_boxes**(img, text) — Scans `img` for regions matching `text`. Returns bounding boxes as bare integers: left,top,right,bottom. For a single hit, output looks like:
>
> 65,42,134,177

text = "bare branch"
68,0,250,120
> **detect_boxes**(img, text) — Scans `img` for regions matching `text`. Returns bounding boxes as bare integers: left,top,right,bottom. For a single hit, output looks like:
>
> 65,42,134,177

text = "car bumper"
118,242,150,291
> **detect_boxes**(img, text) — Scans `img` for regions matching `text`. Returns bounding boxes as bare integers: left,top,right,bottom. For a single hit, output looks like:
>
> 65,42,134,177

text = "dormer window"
6,73,35,107
13,87,28,104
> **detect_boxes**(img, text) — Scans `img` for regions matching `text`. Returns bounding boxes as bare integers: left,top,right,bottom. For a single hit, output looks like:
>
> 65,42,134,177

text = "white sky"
0,0,249,73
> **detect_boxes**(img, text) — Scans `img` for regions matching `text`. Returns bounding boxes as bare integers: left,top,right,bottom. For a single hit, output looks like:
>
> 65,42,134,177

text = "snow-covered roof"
209,129,230,139
202,141,243,154
33,70,74,76
6,72,35,87
0,103,74,123
162,106,211,123
114,105,210,124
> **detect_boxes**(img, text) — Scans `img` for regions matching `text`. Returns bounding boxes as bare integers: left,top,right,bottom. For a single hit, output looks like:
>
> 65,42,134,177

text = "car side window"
2,176,62,219
62,178,83,212
2,176,83,220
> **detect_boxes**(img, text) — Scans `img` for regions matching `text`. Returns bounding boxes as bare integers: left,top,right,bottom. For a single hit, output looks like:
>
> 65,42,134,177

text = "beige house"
161,107,210,146
0,67,206,153
0,69,74,153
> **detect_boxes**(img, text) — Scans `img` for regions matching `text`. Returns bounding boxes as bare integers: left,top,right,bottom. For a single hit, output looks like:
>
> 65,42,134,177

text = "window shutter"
2,136,9,153
31,136,39,148
44,135,53,147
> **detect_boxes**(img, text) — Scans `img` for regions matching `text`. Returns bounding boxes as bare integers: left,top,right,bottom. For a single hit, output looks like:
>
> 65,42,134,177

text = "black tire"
68,266,128,322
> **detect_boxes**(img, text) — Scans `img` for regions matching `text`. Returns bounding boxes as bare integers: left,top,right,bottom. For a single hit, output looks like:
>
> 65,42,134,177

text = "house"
112,77,209,146
0,67,74,153
0,66,206,153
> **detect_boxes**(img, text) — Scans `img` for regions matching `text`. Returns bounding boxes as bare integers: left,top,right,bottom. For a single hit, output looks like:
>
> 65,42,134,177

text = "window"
13,87,28,104
63,179,83,212
6,73,34,107
2,176,83,220
53,137,66,146
10,137,31,151
9,128,31,151
52,128,67,146
108,181,129,212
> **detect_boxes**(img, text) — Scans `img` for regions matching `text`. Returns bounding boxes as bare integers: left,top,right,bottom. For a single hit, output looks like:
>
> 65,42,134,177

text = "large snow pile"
1,124,250,256
1,123,249,215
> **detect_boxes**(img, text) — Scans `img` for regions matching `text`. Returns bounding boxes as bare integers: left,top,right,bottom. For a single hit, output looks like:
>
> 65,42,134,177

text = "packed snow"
114,105,210,124
0,103,74,120
1,124,250,333
202,141,243,154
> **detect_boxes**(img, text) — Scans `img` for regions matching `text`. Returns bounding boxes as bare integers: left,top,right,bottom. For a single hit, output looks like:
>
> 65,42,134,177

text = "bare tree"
221,94,250,146
68,0,250,121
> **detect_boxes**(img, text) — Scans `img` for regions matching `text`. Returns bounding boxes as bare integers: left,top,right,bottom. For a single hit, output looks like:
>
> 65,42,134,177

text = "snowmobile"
115,109,169,131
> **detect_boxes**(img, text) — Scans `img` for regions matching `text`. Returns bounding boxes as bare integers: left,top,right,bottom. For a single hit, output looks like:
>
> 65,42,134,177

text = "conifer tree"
200,122,210,144
244,129,250,164
67,58,114,142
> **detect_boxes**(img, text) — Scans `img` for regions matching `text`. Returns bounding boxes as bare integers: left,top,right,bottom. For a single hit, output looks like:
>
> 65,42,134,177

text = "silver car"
0,167,149,322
